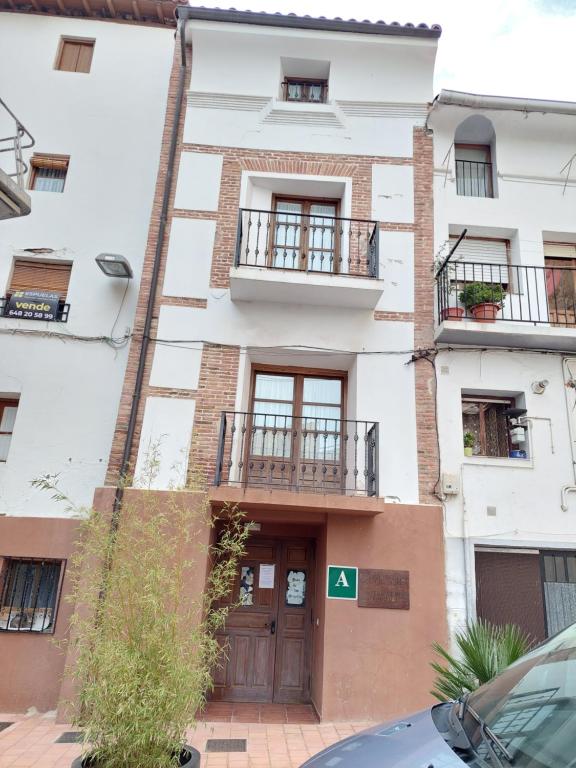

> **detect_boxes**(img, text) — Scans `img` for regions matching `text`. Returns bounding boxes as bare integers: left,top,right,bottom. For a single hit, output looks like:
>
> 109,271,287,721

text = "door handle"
270,619,276,635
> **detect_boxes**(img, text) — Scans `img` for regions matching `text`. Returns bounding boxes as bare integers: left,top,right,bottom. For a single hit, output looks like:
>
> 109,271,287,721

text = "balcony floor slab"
436,319,576,351
209,485,424,520
230,266,385,309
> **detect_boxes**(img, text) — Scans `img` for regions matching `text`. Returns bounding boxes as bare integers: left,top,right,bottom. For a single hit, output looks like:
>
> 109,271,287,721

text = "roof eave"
433,89,576,117
176,5,441,39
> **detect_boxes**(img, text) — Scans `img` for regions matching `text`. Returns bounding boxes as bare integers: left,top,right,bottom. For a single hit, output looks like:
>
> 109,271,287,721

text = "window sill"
463,455,533,469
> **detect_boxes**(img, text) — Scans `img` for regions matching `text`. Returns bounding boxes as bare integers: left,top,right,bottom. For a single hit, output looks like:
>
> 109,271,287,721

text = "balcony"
0,97,34,220
436,260,576,350
229,208,385,308
455,159,493,198
214,411,378,501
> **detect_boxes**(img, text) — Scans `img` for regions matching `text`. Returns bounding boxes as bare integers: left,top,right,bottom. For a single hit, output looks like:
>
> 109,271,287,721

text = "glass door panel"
272,202,302,270
308,204,337,273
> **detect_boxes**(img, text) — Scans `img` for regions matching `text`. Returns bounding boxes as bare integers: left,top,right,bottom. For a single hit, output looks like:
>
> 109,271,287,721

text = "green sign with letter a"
327,565,358,600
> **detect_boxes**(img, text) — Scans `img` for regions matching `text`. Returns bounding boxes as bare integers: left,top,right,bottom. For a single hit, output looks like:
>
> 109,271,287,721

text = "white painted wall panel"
162,218,215,299
134,397,195,490
372,165,414,223
174,152,223,211
376,231,414,313
149,337,203,391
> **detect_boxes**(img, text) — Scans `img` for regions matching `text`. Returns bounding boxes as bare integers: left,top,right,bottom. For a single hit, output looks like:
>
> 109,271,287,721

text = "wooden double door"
212,538,314,703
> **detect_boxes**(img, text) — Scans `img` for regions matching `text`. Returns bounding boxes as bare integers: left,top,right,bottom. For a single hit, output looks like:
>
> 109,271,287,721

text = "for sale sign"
5,290,60,321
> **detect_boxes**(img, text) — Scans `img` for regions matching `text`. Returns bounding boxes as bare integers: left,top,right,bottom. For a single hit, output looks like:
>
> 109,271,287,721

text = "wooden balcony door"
246,370,345,493
270,196,340,273
212,537,315,704
545,257,576,326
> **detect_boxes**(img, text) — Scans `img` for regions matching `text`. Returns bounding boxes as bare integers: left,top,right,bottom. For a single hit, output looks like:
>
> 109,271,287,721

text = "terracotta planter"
71,746,201,768
470,302,501,322
441,307,465,321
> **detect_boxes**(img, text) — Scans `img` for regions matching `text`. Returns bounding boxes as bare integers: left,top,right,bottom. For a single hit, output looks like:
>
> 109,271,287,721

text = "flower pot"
71,746,201,768
441,307,465,321
470,302,501,322
464,447,473,457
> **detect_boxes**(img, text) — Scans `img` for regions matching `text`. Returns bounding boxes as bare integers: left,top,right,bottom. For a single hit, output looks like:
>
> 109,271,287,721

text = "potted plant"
34,462,248,768
459,282,505,322
434,258,465,321
463,431,475,456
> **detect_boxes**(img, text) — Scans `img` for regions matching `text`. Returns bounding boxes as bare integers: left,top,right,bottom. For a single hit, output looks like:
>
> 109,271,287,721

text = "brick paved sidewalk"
0,712,373,768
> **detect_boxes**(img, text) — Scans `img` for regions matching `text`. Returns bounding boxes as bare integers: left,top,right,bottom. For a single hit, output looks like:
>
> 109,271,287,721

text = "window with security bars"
0,399,19,462
542,551,576,636
462,396,514,458
30,155,69,193
0,559,62,632
455,144,494,198
283,78,327,103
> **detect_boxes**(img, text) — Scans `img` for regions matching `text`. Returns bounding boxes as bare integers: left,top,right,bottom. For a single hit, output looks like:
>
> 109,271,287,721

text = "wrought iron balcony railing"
437,260,576,326
234,208,380,278
214,411,379,497
0,97,34,190
455,159,493,198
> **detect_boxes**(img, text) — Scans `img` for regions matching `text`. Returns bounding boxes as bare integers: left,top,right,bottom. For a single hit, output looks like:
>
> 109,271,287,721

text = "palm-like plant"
431,620,531,702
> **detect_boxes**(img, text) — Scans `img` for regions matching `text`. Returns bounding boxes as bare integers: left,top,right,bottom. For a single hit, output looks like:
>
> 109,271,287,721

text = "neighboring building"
98,7,447,722
430,91,576,644
0,0,177,711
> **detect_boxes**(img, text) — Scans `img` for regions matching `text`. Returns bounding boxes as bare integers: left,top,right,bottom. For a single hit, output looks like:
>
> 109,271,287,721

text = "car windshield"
460,623,576,767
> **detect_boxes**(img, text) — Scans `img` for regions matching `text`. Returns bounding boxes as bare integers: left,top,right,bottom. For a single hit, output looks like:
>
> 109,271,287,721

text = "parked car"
301,622,576,767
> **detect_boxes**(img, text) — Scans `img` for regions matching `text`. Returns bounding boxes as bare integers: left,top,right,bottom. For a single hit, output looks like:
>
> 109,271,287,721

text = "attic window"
283,78,328,104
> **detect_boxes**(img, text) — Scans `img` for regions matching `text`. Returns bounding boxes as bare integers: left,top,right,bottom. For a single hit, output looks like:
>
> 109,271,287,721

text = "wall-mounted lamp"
95,253,133,278
531,379,549,394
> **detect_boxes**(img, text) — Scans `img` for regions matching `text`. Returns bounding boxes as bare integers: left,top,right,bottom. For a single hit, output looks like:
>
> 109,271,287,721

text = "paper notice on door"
259,564,275,589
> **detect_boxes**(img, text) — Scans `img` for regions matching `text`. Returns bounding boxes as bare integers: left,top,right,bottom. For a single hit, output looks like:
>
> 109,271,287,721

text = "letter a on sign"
335,570,349,588
327,565,358,600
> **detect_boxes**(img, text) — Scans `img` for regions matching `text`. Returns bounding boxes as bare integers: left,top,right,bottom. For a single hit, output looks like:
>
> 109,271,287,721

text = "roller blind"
544,242,576,259
8,260,72,300
450,237,509,283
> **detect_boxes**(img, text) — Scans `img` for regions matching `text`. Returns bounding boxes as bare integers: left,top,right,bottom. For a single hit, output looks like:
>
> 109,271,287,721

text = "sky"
197,0,576,101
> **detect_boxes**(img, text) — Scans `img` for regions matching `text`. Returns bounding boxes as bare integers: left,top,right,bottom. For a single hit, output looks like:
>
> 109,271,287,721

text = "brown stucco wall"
318,504,447,722
0,516,80,713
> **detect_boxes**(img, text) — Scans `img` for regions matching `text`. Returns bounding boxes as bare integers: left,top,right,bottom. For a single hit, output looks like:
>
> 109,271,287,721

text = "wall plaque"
358,569,410,610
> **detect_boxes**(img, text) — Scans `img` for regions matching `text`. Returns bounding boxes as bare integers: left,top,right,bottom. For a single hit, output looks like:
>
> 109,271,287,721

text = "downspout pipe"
109,17,188,531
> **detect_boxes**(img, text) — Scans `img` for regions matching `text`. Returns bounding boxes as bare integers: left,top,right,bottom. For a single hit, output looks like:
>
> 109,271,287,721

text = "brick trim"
105,44,190,485
412,127,439,504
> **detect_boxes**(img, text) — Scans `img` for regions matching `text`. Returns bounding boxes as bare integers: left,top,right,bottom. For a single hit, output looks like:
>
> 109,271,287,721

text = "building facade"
97,7,447,722
430,91,576,644
0,0,177,711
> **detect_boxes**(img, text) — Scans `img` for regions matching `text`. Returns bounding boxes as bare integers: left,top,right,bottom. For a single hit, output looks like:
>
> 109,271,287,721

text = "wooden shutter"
9,260,72,300
57,39,94,73
451,236,509,283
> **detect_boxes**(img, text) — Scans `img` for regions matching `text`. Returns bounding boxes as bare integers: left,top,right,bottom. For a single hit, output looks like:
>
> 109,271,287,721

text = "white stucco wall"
0,13,174,516
430,102,576,637
131,21,439,499
182,21,436,157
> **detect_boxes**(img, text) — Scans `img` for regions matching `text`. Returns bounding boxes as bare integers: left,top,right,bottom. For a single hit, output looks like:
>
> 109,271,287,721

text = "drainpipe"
109,17,188,531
